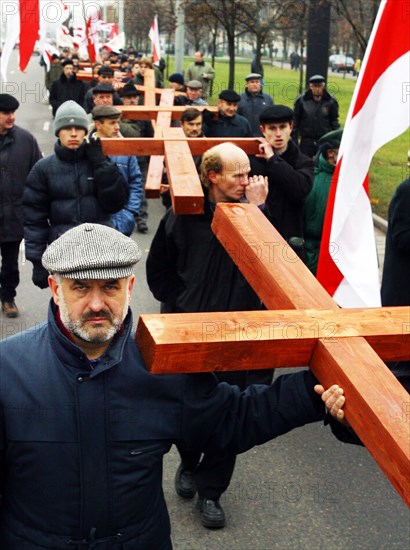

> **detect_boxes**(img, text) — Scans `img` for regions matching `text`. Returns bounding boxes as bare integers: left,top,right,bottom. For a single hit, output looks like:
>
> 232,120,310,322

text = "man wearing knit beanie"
22,101,129,290
0,94,42,317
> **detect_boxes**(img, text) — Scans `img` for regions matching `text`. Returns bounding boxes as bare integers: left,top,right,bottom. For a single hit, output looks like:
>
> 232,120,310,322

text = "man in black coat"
23,101,129,290
381,170,410,392
202,90,252,138
147,143,274,529
251,105,314,260
49,58,86,117
0,94,42,317
293,74,340,157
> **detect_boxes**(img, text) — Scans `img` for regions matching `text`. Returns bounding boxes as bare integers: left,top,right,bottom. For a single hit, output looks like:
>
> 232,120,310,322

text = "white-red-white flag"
148,15,161,65
317,0,410,307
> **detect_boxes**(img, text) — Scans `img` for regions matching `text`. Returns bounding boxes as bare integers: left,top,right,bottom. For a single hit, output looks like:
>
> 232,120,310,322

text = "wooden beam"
142,68,157,107
136,306,410,374
145,87,174,197
163,128,204,214
115,105,218,121
310,337,410,508
101,137,262,157
211,202,410,507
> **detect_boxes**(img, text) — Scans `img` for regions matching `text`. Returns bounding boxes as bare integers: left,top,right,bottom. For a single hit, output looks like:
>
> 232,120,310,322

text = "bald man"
146,143,273,528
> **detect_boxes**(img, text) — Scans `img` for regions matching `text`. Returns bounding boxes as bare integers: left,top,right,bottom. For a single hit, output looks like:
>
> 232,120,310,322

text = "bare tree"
330,0,379,56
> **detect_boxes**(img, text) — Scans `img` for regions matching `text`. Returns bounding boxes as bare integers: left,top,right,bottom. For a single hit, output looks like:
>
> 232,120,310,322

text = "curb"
373,213,388,233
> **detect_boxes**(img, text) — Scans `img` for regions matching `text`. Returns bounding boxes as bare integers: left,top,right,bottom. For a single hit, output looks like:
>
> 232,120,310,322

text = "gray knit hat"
54,100,89,136
42,223,142,279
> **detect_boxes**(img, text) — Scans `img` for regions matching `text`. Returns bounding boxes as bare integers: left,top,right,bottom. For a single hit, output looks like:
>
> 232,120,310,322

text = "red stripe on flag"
19,0,40,72
353,0,410,116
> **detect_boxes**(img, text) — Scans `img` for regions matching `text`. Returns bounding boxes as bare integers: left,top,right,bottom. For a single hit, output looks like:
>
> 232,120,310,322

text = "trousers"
0,241,21,302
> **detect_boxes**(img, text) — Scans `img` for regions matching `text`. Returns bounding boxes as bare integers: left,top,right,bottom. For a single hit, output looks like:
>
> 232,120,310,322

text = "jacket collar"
54,139,88,162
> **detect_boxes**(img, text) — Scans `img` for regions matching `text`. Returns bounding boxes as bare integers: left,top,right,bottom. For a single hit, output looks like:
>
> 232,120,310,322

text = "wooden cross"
136,203,410,507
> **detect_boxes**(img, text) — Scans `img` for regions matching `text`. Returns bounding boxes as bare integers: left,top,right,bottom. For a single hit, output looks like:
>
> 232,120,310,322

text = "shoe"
175,463,197,499
137,220,148,234
197,497,226,529
2,301,19,318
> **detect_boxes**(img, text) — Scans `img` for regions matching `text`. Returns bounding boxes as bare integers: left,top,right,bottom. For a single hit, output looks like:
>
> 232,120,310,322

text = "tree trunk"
227,32,236,90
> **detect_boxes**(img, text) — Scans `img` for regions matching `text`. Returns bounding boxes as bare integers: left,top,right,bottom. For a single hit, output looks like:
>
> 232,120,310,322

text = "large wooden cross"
99,76,410,506
136,204,410,507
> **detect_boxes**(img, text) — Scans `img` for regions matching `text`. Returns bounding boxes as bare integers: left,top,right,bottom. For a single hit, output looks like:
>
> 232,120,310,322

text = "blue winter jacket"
0,302,325,549
110,155,143,236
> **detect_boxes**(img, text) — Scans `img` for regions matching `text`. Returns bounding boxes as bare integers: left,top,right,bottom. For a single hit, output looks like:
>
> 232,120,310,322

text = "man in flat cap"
237,73,274,136
84,66,124,113
293,74,340,157
23,101,129,290
91,105,143,236
184,80,208,106
251,105,314,260
303,128,343,274
0,221,347,548
202,89,252,137
0,94,42,318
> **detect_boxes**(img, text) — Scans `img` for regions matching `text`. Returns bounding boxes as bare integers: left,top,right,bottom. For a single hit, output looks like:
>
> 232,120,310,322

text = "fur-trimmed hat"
42,223,142,279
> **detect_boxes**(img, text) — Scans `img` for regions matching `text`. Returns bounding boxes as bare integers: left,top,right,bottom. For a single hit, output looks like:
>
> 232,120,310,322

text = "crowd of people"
0,42,407,548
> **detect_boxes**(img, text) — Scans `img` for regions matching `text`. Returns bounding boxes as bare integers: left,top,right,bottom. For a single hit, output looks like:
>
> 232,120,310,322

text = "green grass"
166,55,409,219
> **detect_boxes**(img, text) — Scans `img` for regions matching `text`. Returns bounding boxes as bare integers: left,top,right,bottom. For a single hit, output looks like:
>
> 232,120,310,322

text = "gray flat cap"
42,223,142,279
186,80,203,89
91,105,122,120
245,73,262,80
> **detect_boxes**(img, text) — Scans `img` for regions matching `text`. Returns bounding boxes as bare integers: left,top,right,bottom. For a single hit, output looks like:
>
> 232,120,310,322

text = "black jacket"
147,196,262,314
0,125,42,243
293,89,340,141
0,302,324,548
49,73,86,116
250,140,314,243
202,112,252,138
23,140,129,263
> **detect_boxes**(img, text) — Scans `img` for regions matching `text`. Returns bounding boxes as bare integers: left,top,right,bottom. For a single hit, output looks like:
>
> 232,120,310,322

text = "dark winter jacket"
293,89,340,142
0,301,324,549
237,89,274,136
23,140,129,263
0,125,42,243
303,153,335,274
250,140,314,244
147,195,262,314
49,72,86,116
110,154,143,236
202,112,252,138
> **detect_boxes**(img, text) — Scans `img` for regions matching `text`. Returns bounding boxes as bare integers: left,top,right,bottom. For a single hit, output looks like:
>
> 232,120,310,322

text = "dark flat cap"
309,74,326,83
61,58,74,67
92,84,115,95
219,89,241,102
259,105,294,123
120,82,139,97
42,223,142,279
186,80,202,89
91,105,122,120
245,73,262,80
0,94,19,112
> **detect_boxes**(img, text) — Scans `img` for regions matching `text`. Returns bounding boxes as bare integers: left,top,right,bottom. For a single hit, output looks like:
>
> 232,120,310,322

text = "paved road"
0,52,408,550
